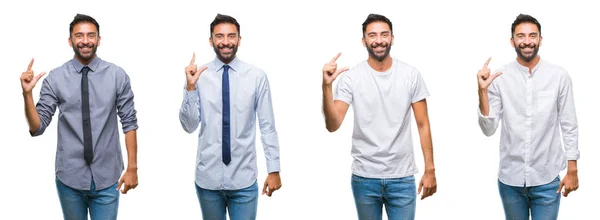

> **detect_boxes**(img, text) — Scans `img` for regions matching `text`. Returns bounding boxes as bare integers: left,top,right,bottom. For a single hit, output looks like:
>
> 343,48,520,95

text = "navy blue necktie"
81,66,94,165
222,65,231,165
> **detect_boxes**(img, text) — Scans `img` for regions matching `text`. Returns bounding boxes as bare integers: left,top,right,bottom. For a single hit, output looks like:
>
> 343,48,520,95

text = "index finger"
27,58,34,71
330,52,342,63
483,57,491,68
190,53,196,65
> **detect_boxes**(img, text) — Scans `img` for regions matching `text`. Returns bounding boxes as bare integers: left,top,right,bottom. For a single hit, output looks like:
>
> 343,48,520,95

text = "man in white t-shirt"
321,13,437,220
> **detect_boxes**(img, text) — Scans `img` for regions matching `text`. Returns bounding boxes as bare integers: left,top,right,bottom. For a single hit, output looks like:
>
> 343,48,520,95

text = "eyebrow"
367,31,391,35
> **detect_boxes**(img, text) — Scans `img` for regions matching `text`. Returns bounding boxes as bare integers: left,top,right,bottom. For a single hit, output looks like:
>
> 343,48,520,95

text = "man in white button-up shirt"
477,14,579,220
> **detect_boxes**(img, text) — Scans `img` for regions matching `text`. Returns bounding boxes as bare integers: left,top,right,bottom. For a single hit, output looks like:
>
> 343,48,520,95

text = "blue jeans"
351,174,416,220
498,176,561,220
195,181,259,220
55,178,120,220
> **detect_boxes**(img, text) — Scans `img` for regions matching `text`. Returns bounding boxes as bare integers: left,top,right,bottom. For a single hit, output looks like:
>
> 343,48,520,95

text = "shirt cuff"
185,90,199,103
266,159,281,173
478,107,496,119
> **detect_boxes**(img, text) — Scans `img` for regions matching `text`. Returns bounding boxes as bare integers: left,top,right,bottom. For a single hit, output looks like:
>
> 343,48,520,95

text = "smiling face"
363,21,394,62
511,22,542,63
69,22,100,65
210,23,241,64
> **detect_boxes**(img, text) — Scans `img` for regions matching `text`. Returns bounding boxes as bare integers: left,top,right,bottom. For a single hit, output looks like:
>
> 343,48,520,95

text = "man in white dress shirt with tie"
477,14,579,220
179,14,282,220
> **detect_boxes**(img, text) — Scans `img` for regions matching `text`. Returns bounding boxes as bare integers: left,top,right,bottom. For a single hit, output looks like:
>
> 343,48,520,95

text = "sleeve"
334,72,353,105
255,73,280,173
411,69,430,103
478,81,503,137
558,73,579,160
116,70,139,133
179,81,201,134
31,75,59,136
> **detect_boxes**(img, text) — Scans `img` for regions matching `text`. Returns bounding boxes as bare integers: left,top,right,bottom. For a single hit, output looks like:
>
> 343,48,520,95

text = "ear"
237,35,242,47
510,37,515,48
362,37,366,47
97,35,102,47
69,37,73,48
209,37,214,47
538,35,543,47
391,34,394,46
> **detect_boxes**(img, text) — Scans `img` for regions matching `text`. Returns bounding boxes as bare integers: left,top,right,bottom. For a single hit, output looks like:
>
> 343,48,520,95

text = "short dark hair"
362,14,393,37
511,14,541,36
210,14,240,35
69,14,100,36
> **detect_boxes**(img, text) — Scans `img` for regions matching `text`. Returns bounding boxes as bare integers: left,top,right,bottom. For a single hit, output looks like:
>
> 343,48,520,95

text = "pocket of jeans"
351,175,368,183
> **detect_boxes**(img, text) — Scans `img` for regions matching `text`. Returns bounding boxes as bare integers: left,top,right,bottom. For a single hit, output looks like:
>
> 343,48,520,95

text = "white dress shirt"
180,57,280,190
478,59,579,187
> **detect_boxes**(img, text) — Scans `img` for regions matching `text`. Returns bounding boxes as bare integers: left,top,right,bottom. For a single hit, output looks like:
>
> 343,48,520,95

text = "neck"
75,55,95,66
367,56,393,72
516,55,540,74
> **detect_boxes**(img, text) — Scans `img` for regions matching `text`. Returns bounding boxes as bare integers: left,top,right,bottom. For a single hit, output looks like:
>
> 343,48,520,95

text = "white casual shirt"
335,58,429,179
478,59,579,187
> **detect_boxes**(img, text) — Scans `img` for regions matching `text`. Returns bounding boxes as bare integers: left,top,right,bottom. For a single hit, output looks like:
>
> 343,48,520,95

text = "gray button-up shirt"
179,57,280,190
32,56,138,190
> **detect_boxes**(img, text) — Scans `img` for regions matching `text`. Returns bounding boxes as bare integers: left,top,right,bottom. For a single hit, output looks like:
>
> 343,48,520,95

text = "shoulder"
541,59,569,76
238,59,267,79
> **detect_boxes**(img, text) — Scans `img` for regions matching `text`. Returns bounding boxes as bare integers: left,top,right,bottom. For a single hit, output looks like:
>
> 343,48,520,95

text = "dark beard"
366,42,391,61
514,42,539,62
72,42,97,63
213,44,238,64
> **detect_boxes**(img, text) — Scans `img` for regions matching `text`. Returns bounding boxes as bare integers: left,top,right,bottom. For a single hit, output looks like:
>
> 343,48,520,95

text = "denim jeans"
498,176,561,220
55,178,120,220
351,174,416,220
195,180,259,220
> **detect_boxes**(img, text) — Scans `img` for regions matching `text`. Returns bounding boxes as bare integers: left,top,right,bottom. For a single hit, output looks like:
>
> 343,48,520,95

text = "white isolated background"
0,0,597,219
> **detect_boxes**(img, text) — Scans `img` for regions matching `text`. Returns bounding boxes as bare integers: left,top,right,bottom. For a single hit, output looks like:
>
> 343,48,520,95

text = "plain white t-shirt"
335,58,429,179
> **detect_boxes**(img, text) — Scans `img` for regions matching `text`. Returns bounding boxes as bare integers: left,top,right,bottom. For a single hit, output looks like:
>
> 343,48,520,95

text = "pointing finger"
483,57,491,69
28,58,35,71
330,52,342,63
334,67,349,76
488,72,503,81
190,53,196,66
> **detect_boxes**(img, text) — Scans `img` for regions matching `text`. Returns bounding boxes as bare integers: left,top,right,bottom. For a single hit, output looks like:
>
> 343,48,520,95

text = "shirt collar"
515,57,543,76
71,56,101,74
213,57,240,73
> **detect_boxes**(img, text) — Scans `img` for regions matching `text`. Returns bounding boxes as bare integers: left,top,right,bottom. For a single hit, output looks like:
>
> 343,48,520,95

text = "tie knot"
81,66,91,75
223,65,230,72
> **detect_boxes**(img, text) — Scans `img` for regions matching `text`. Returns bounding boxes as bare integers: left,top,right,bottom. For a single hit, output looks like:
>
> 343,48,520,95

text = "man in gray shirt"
20,14,138,220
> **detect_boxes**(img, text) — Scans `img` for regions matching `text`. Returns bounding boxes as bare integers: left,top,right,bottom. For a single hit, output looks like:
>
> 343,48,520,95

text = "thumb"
262,180,269,195
488,72,503,82
556,181,564,194
333,67,349,78
34,72,47,81
117,176,125,191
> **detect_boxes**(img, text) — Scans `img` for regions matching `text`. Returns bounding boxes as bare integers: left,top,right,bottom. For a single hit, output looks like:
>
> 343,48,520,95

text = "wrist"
127,165,138,171
22,91,33,97
322,83,332,89
186,84,196,91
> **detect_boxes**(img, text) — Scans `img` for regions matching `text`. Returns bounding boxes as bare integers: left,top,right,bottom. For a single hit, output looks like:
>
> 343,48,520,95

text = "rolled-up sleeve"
558,73,579,160
31,76,59,136
478,82,502,137
116,71,138,133
256,74,280,173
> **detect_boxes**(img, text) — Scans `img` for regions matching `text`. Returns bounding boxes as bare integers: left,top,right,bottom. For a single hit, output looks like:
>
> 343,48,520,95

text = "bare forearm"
23,92,41,133
124,130,138,170
418,123,435,171
322,84,340,132
478,89,490,116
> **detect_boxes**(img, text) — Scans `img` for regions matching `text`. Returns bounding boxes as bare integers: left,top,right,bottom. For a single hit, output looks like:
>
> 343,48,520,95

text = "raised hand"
322,52,349,86
20,58,46,93
185,53,208,91
477,57,502,90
